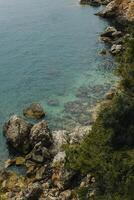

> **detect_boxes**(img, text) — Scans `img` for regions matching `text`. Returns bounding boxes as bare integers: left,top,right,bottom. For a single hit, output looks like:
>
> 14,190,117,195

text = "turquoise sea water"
0,0,116,166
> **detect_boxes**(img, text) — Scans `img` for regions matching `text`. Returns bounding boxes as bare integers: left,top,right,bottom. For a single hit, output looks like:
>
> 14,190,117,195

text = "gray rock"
35,166,47,180
99,49,107,55
101,0,112,5
69,126,91,144
110,44,122,55
3,115,32,154
51,130,68,154
96,0,117,17
100,26,123,44
26,142,50,163
59,190,72,200
30,120,52,148
52,152,66,167
22,182,43,200
101,26,117,38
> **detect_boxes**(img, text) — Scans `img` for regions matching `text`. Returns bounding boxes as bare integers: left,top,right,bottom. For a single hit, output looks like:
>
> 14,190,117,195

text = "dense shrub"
65,26,134,199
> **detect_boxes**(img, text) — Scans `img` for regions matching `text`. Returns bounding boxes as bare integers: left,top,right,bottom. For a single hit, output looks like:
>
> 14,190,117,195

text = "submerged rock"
76,86,89,98
23,103,45,119
80,0,101,6
64,100,88,117
47,99,60,107
3,115,32,154
99,49,107,55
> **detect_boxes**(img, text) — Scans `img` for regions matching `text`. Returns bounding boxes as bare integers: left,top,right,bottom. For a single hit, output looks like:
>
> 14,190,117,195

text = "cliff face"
98,0,134,23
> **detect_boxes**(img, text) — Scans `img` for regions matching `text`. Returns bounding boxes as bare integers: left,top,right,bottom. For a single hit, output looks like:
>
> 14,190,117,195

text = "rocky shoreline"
0,93,117,199
0,0,134,199
1,108,92,199
80,0,134,24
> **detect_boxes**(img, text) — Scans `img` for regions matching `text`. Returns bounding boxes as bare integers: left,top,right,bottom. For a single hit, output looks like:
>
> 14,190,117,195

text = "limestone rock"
101,26,118,38
80,174,95,188
96,0,117,18
35,166,46,180
47,99,60,107
51,130,68,154
52,152,66,167
96,0,134,23
100,26,123,45
110,44,122,54
59,190,72,200
69,126,91,144
30,120,52,148
0,170,26,193
52,164,76,190
3,115,32,154
21,182,43,200
26,142,50,163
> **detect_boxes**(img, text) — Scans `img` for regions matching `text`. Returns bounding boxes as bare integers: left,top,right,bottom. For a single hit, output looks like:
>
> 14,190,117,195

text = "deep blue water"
0,0,116,166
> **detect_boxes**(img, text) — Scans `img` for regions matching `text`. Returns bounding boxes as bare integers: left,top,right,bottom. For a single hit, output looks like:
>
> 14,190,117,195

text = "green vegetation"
65,27,134,199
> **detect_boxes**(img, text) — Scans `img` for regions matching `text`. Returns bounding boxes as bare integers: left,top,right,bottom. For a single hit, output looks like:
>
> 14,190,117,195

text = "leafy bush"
65,26,134,199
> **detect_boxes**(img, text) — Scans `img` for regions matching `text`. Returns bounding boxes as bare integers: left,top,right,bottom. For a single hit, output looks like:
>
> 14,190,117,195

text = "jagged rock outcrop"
26,142,51,163
110,44,123,54
29,120,52,148
100,26,122,38
97,0,134,23
2,112,92,199
80,0,101,6
51,130,68,154
19,182,43,200
80,0,112,6
3,115,32,154
100,26,125,54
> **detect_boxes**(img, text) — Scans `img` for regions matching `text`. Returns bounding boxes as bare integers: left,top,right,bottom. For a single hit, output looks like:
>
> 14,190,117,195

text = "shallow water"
0,0,116,166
